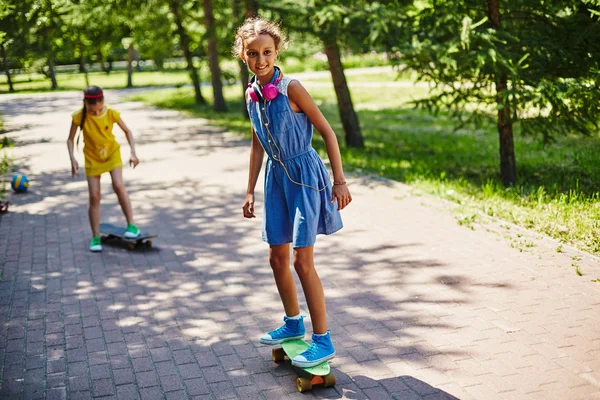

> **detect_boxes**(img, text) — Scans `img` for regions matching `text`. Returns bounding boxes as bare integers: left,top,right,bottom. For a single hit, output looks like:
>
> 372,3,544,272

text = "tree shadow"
0,165,512,399
0,93,516,399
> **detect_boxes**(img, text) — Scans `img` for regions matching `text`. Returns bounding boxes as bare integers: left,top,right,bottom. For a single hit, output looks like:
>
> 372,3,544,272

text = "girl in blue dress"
234,17,352,368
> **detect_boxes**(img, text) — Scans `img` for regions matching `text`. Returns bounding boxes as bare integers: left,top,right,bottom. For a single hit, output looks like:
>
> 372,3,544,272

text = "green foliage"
392,1,600,142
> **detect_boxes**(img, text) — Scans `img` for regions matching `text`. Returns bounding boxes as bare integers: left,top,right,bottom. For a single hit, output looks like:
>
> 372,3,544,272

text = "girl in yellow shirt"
67,86,141,252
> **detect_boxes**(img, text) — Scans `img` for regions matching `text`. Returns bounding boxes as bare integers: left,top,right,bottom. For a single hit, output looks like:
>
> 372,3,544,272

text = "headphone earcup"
262,84,278,101
248,87,259,102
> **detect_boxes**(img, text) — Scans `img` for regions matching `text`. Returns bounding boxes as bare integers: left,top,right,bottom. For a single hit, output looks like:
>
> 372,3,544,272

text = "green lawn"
0,70,195,94
125,72,599,256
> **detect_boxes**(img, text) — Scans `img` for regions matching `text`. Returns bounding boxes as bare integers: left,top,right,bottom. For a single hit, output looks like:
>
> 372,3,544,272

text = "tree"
204,0,228,112
245,0,258,17
126,40,135,87
394,0,600,186
232,0,250,118
0,1,20,92
0,42,13,92
29,0,77,90
169,0,205,104
486,0,515,185
263,1,366,148
313,3,364,148
134,4,174,71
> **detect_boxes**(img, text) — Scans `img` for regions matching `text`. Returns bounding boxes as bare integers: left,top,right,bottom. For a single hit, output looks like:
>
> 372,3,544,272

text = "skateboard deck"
272,339,336,392
99,223,157,250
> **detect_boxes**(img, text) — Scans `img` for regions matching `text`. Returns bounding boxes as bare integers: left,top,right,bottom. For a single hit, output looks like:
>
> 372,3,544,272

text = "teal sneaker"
260,316,305,345
292,330,336,368
90,236,103,252
124,223,141,238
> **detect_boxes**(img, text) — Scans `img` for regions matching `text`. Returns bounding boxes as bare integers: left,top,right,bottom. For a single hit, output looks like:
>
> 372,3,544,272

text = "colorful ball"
11,174,29,193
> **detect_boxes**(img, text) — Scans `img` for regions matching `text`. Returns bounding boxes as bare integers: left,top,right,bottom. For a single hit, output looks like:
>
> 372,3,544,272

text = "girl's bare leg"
87,175,101,236
109,168,134,224
270,243,300,316
293,246,327,334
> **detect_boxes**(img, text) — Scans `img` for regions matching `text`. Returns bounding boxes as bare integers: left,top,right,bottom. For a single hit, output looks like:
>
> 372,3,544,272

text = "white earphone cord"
262,99,329,192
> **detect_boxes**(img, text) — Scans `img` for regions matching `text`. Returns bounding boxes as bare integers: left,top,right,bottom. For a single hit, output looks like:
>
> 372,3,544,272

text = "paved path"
0,90,599,400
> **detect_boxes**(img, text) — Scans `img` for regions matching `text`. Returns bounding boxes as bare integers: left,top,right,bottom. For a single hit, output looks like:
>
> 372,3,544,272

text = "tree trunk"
323,38,364,148
204,0,228,112
136,50,142,72
127,42,134,88
48,56,57,90
487,0,516,186
170,0,205,105
233,0,250,118
79,39,89,87
155,57,165,71
238,59,250,119
78,37,86,73
244,0,258,18
1,43,14,93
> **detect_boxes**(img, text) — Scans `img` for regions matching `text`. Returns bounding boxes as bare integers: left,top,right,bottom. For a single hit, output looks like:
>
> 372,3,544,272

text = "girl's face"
242,34,278,80
85,100,104,115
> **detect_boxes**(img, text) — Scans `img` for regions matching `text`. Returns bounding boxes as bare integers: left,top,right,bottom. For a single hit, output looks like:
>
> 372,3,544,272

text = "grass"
126,70,597,256
0,115,13,201
0,70,195,94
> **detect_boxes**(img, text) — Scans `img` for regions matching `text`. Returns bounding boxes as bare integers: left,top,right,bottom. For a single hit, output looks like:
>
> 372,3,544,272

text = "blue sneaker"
260,315,305,345
292,330,336,368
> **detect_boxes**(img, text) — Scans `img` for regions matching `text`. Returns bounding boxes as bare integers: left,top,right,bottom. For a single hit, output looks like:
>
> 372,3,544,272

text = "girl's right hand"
242,193,256,218
71,159,79,177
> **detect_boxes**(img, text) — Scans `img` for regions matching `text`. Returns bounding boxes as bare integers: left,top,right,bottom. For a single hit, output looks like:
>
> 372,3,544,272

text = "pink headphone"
248,67,282,102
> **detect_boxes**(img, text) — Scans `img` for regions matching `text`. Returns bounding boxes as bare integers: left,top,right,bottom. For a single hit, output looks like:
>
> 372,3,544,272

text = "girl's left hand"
130,153,140,168
331,183,352,210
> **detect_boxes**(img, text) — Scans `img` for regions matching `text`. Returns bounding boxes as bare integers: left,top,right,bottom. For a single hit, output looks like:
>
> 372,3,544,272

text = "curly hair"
232,17,288,58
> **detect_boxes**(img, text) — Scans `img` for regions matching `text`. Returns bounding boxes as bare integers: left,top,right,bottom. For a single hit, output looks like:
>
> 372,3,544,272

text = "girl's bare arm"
66,122,78,162
243,127,265,218
287,80,352,210
116,118,139,167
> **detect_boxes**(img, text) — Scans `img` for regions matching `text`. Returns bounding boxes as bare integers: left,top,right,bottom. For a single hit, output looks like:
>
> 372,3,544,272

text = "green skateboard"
272,339,336,392
99,223,157,250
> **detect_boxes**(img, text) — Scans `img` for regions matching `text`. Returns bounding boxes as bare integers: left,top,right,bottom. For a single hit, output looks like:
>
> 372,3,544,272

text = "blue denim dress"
248,76,343,248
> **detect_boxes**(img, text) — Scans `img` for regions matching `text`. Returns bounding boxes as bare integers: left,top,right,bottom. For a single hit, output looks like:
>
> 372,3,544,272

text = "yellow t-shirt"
72,105,123,176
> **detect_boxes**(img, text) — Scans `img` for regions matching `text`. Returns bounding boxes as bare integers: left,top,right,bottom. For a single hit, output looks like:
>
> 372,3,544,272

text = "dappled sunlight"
118,316,145,328
0,90,539,399
107,303,126,312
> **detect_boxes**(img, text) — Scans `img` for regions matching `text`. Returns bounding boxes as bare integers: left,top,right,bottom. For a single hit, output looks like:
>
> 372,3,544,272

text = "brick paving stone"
69,375,91,392
136,371,160,388
209,381,238,399
185,378,211,396
47,387,68,400
140,386,164,400
92,378,115,397
117,383,141,400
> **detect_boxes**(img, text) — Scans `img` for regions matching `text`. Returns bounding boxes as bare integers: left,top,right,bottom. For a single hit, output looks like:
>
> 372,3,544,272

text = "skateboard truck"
271,339,336,392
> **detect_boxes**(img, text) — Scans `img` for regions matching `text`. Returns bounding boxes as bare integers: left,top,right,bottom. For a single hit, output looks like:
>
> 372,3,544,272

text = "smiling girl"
234,18,352,368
